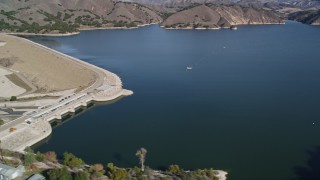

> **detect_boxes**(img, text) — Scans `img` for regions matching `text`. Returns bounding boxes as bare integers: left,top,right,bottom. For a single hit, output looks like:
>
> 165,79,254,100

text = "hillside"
118,0,236,7
289,0,320,9
1,0,318,33
289,9,320,25
161,4,284,29
119,0,320,9
0,0,162,34
120,0,320,17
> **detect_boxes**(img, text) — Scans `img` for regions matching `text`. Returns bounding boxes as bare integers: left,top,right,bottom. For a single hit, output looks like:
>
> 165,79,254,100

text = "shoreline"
1,21,287,37
5,31,80,37
2,23,161,37
79,22,161,31
162,22,285,30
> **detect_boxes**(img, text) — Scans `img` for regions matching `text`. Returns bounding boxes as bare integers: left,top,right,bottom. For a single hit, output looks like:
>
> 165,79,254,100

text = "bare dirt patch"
0,56,20,68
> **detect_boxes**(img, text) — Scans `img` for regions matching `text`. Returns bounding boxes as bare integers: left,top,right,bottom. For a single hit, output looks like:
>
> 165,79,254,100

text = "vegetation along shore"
0,147,228,180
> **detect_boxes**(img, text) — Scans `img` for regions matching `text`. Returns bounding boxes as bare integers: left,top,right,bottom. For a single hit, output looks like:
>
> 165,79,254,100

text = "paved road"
0,93,93,138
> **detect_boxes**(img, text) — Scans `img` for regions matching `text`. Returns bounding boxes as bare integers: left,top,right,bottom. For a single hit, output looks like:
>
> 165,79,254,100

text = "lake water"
31,21,320,180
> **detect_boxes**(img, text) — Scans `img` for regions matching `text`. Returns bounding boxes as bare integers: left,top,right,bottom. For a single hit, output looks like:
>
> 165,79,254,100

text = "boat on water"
186,66,193,70
230,26,238,30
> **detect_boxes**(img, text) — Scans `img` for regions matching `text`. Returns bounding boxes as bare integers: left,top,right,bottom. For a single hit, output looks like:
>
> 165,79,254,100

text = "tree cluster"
63,152,85,169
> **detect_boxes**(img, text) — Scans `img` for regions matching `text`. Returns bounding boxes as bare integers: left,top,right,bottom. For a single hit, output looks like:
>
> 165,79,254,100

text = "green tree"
35,151,45,162
24,147,34,153
63,152,84,168
106,163,128,180
23,147,35,166
168,164,183,176
10,96,17,101
74,171,89,180
203,168,219,180
24,153,35,166
0,119,4,126
47,167,72,180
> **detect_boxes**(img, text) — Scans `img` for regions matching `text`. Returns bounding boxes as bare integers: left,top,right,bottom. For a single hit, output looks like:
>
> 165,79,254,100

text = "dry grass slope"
0,34,97,92
161,4,284,29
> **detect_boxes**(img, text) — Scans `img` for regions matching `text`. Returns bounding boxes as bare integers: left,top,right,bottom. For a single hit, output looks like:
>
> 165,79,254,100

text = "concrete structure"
0,88,132,152
0,35,133,152
0,69,132,152
0,163,24,180
27,174,45,180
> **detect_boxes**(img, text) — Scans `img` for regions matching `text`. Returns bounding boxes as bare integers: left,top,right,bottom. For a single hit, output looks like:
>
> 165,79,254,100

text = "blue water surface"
32,21,320,180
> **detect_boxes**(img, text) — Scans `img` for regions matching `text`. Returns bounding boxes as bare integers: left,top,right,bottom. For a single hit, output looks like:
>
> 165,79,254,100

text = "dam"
0,35,133,152
0,81,132,152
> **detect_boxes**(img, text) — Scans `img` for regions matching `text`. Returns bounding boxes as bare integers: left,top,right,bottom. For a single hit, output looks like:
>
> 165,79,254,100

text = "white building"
0,163,24,180
27,174,45,180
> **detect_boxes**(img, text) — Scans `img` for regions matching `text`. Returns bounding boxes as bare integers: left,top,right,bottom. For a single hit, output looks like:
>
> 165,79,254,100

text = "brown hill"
161,4,284,29
0,0,162,34
289,9,320,25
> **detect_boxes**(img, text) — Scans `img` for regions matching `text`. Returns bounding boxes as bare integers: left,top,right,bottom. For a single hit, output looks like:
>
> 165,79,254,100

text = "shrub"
106,163,128,180
10,96,17,101
45,151,57,162
47,167,72,180
74,171,89,180
23,148,35,166
89,164,105,177
63,152,84,168
168,164,183,176
35,151,45,162
91,164,104,172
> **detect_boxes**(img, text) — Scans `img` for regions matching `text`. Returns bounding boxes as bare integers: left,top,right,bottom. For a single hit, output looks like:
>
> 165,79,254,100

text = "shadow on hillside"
292,146,320,180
